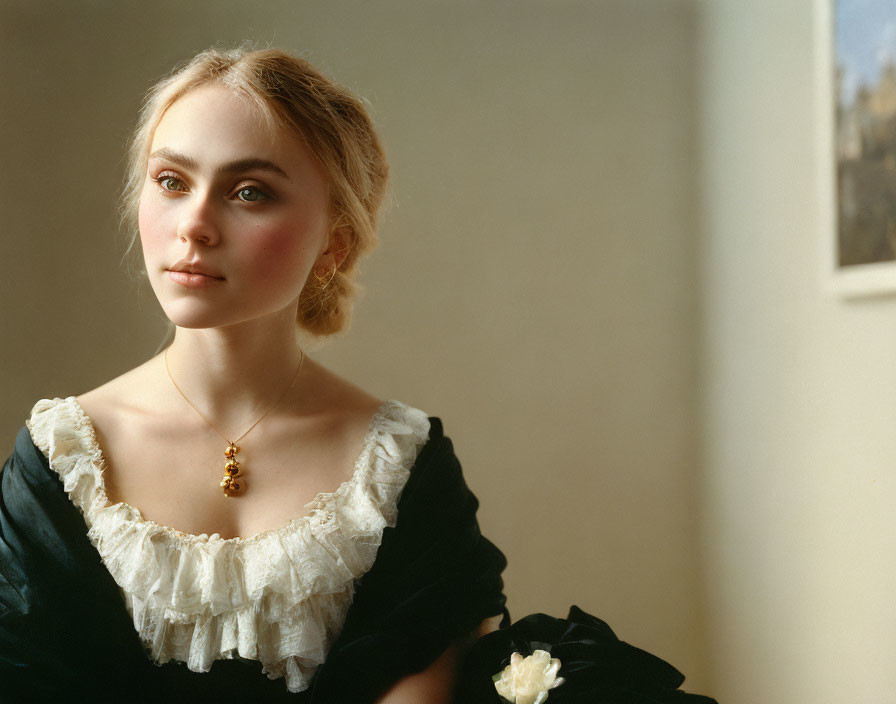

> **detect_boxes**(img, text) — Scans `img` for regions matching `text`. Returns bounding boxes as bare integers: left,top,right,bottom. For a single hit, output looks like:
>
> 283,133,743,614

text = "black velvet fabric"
457,606,717,704
0,417,508,703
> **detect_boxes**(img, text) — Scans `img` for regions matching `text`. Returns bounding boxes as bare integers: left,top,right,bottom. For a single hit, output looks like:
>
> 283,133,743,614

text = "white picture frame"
821,0,896,298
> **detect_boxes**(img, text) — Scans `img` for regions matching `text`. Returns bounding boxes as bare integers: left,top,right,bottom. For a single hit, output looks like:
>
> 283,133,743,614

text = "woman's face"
138,83,334,330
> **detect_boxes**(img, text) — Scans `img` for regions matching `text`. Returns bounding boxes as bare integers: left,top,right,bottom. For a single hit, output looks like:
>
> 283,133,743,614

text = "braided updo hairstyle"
121,46,389,335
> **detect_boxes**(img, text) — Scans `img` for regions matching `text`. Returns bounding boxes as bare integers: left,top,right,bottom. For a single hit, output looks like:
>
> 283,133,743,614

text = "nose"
176,195,221,247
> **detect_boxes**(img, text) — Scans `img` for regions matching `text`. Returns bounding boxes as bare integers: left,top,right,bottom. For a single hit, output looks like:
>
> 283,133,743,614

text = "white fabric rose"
493,650,565,704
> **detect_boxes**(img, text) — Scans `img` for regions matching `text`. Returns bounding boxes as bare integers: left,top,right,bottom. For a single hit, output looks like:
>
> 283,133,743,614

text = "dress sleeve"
308,417,508,703
0,426,154,702
0,425,79,697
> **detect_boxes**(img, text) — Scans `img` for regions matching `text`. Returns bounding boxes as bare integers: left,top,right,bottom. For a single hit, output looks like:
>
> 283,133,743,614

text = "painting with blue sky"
836,0,896,266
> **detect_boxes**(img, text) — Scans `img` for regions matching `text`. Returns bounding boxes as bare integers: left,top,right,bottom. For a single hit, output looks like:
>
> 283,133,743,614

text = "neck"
162,310,306,433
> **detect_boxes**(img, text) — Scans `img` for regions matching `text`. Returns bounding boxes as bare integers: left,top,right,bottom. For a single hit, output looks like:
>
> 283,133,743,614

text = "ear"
315,226,352,271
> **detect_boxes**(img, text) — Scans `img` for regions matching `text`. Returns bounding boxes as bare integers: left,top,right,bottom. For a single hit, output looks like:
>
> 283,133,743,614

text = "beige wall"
1,0,708,693
698,1,896,701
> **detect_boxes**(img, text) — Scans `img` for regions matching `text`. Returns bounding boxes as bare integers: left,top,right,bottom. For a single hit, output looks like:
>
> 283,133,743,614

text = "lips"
167,259,225,280
165,258,225,289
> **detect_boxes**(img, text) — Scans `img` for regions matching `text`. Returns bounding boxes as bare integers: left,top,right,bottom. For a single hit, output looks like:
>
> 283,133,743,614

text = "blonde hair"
122,46,389,335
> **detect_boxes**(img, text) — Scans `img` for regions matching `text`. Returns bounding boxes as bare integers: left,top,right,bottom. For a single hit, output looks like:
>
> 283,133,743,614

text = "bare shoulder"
299,357,386,434
75,356,170,430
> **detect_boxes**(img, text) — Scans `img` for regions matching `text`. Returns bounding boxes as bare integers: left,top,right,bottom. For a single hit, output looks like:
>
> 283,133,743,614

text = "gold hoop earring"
312,266,336,289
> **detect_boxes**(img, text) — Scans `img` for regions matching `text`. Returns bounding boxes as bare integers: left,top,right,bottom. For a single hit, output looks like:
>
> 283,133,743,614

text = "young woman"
0,47,507,702
0,46,717,704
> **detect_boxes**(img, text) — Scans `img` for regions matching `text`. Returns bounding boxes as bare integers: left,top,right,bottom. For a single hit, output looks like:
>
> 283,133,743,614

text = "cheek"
241,224,318,289
137,193,169,257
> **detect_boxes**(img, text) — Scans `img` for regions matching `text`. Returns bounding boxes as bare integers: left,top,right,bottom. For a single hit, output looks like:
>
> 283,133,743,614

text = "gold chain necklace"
163,347,305,497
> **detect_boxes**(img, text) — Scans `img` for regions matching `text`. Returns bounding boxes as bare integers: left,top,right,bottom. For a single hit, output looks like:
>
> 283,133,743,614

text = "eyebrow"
148,148,290,180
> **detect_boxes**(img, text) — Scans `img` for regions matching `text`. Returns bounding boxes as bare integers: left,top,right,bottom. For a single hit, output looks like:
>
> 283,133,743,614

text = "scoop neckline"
51,395,401,546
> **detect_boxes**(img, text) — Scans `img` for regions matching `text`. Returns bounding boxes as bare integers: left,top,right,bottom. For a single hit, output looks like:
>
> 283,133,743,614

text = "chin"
153,284,302,330
158,301,235,330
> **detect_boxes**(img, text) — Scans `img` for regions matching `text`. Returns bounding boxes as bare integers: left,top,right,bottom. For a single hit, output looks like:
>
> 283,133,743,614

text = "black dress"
0,398,507,703
0,398,715,704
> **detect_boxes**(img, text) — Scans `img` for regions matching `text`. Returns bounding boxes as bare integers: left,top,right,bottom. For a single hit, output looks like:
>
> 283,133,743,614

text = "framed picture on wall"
823,0,896,297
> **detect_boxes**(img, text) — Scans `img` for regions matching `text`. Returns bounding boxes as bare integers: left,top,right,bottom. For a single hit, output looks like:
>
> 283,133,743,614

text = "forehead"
149,83,314,175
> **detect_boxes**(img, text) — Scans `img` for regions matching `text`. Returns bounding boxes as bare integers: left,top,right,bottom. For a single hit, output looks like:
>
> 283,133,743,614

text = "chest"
28,395,431,694
95,412,365,540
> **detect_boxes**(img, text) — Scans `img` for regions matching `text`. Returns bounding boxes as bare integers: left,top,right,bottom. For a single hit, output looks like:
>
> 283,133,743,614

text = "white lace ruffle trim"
26,396,430,693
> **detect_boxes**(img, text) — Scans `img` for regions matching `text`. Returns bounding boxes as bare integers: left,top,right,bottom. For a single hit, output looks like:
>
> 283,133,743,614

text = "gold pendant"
220,442,246,497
